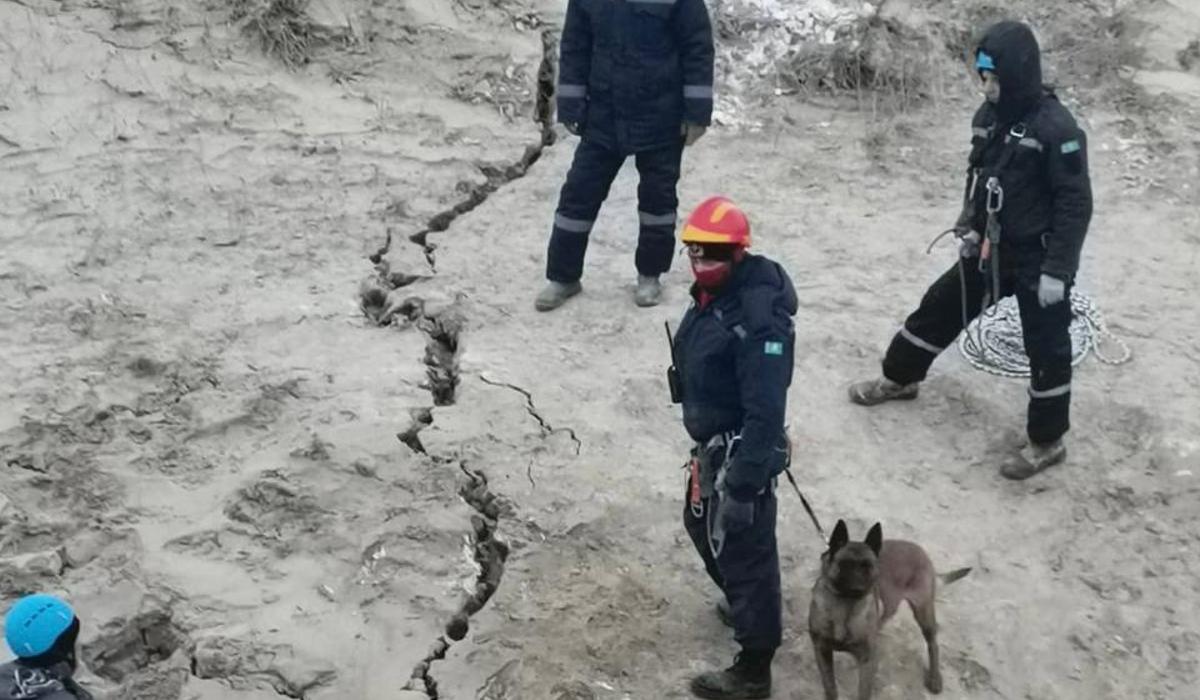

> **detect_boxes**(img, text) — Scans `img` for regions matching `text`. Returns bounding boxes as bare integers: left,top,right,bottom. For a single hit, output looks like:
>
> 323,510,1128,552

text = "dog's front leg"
853,645,878,700
811,634,838,700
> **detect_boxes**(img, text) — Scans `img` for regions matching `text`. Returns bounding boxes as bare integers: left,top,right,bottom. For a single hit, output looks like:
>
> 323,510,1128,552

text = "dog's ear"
865,523,883,557
829,519,849,554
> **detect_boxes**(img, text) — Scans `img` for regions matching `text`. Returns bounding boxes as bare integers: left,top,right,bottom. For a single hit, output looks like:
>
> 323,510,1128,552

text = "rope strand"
958,292,1133,377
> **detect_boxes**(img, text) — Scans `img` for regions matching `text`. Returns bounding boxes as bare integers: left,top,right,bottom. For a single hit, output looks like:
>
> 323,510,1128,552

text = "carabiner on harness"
985,176,1004,214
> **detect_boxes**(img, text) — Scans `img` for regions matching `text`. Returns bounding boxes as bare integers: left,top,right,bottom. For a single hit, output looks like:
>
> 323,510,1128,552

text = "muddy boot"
716,598,733,628
1000,440,1066,480
634,275,662,307
534,280,582,312
689,650,773,699
848,376,919,406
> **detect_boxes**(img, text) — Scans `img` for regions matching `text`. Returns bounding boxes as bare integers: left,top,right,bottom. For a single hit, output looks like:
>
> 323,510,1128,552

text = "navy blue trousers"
683,476,782,652
546,138,684,283
882,257,1073,445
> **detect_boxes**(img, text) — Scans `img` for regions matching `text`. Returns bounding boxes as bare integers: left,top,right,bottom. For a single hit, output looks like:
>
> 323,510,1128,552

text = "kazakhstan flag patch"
1061,140,1081,154
764,341,784,356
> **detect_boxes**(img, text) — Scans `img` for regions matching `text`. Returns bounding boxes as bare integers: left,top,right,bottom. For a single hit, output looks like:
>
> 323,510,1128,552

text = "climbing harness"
928,119,1132,377
687,431,827,556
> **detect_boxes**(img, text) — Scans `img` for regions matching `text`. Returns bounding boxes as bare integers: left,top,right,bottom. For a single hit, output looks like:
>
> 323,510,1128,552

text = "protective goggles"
685,243,740,261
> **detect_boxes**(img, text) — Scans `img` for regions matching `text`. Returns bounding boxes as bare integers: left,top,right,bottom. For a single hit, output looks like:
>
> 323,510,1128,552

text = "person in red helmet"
669,197,797,698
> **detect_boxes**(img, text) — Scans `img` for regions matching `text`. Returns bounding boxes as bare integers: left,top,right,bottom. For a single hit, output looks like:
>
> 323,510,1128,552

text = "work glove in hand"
682,122,707,146
563,121,581,136
713,468,754,534
1037,273,1066,308
957,230,982,258
715,491,755,534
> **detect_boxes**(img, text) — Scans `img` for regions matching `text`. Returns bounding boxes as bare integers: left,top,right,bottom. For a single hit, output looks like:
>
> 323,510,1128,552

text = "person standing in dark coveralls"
849,21,1093,480
671,197,797,698
535,0,715,312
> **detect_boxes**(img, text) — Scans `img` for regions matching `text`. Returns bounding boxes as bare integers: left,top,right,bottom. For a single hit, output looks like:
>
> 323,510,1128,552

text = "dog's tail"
938,568,972,586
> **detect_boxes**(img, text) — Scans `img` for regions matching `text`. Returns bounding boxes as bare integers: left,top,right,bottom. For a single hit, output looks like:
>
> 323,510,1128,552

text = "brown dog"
807,520,970,699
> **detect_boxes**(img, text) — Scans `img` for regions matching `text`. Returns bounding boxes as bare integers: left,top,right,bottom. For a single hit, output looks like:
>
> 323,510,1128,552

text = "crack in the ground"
419,310,461,407
397,406,433,454
407,27,558,273
405,463,510,698
360,27,556,303
382,24,557,700
479,374,583,455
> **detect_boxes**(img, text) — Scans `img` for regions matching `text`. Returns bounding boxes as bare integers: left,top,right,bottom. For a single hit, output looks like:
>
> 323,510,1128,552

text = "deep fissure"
404,464,510,698
388,24,556,699
393,28,557,274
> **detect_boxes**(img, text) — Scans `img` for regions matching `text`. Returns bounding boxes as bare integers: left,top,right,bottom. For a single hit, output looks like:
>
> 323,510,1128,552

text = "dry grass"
232,0,314,69
783,15,952,114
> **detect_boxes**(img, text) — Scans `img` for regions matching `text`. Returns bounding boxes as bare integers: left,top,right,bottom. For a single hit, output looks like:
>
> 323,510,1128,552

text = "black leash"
783,468,826,542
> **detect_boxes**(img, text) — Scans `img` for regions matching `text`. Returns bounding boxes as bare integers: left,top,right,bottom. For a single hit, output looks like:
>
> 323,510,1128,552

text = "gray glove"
1037,274,1066,307
564,122,581,136
957,230,982,259
682,122,707,146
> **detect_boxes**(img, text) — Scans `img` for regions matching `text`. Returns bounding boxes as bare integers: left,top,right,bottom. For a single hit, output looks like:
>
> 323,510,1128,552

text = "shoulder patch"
764,341,784,356
1060,140,1081,154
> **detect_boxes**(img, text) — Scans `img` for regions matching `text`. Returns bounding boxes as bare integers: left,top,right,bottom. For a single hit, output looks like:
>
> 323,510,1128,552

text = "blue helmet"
4,594,77,658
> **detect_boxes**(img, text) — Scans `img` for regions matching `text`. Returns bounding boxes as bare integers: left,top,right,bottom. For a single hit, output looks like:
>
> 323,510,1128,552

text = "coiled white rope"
959,292,1133,378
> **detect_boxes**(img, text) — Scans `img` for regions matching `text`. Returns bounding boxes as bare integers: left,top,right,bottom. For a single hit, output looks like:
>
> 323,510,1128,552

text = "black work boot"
689,650,773,699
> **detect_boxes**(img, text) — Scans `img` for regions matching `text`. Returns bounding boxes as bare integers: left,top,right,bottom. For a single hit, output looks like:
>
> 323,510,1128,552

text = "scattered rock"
191,637,337,696
128,357,168,378
0,549,65,593
61,530,115,569
551,680,596,699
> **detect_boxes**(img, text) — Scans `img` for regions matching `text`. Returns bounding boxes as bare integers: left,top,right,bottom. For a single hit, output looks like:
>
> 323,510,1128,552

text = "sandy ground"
2,1,1199,699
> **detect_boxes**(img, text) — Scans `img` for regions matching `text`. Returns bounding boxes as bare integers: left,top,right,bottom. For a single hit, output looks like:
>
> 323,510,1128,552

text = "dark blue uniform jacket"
674,254,797,501
556,0,714,154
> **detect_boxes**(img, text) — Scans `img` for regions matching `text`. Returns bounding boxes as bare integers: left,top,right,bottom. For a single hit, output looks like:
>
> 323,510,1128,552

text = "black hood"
729,253,798,315
976,21,1043,124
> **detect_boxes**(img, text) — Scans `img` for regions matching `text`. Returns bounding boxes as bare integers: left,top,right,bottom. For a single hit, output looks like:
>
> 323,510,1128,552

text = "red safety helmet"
681,196,751,248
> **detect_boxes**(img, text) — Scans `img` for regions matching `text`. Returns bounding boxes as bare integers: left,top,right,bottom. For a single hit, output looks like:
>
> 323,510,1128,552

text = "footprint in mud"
223,473,331,545
131,446,216,486
83,605,189,697
948,653,996,693
1096,403,1159,464
2,450,124,527
191,636,336,697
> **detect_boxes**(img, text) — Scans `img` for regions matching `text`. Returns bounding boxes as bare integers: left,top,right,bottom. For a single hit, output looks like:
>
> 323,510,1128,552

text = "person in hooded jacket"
535,0,714,312
2,594,92,700
849,20,1093,480
671,196,796,699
